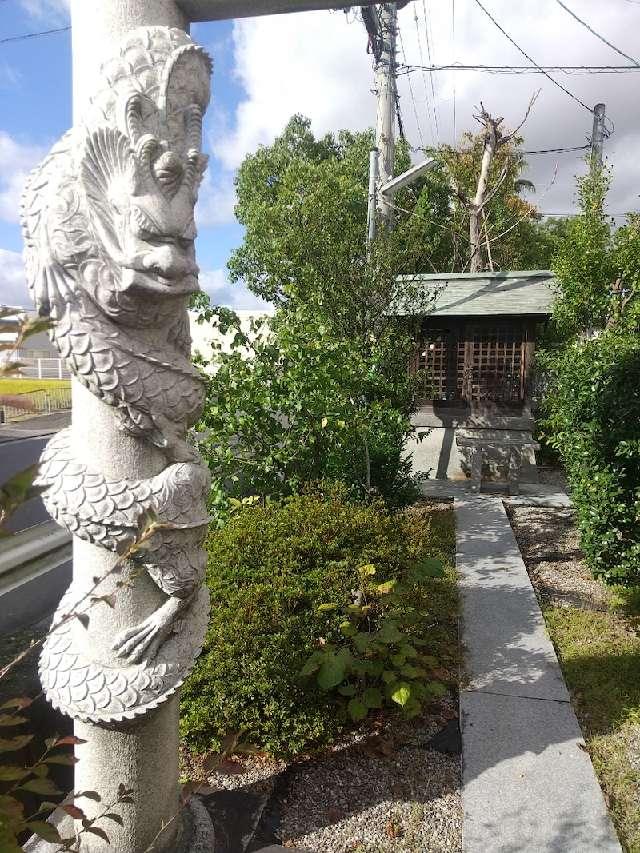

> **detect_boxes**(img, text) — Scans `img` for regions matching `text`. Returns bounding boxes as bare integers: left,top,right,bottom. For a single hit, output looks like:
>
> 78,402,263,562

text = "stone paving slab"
461,691,620,852
455,495,621,852
458,549,569,701
456,496,522,558
420,478,573,509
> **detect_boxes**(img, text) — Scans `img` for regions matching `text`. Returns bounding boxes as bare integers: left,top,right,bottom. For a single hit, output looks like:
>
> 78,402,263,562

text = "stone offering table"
456,430,540,495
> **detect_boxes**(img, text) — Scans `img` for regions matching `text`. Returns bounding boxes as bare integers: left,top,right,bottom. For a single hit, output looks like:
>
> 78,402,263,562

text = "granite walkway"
456,495,621,853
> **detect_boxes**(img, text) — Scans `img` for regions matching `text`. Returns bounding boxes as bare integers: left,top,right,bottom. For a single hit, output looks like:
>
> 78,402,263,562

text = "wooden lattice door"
413,324,466,403
466,322,525,404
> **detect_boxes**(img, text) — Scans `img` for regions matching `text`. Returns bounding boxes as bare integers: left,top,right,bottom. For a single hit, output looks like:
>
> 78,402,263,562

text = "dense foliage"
180,487,456,757
195,305,419,512
541,163,640,582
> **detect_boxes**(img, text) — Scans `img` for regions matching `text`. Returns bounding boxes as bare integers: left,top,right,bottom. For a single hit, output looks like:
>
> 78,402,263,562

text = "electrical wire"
554,0,640,66
397,22,426,150
412,1,437,144
422,0,440,142
522,144,590,154
0,25,70,46
452,0,457,140
471,0,593,113
397,63,640,75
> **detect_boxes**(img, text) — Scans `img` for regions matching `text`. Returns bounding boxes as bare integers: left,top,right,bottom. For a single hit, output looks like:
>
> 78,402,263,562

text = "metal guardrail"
15,355,71,380
0,386,72,423
0,520,71,597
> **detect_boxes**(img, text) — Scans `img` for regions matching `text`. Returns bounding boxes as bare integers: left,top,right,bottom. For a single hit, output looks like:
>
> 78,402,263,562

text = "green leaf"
0,734,34,753
347,698,368,721
376,621,403,645
390,682,412,707
338,684,357,697
410,557,445,580
353,632,371,653
423,681,447,700
0,766,28,782
357,563,376,577
362,687,383,709
0,697,32,711
401,664,427,678
300,651,323,677
0,714,27,727
339,620,356,637
25,821,62,844
75,790,101,802
317,653,346,691
45,754,79,766
317,603,338,612
18,777,62,796
382,669,396,684
376,580,397,595
403,697,422,718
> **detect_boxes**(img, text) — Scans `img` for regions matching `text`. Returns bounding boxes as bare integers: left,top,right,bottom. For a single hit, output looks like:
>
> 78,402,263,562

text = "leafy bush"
542,331,640,582
195,306,421,514
180,487,455,757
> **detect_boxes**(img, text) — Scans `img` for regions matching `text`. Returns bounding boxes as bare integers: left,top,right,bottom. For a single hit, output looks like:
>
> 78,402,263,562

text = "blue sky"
0,2,257,309
2,0,640,310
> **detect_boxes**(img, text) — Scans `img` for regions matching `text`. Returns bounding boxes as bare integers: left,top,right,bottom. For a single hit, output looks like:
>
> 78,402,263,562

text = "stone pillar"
22,8,214,851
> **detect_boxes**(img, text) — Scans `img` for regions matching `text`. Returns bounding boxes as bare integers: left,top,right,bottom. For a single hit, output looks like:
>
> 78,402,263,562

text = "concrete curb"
0,521,71,596
455,495,620,852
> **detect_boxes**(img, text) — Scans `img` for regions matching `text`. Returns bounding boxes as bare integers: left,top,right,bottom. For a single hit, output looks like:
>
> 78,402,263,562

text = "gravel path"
188,702,462,852
279,708,461,852
507,505,608,612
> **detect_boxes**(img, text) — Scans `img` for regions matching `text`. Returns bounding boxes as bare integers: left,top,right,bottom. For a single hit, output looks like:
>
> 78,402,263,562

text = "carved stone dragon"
21,27,213,723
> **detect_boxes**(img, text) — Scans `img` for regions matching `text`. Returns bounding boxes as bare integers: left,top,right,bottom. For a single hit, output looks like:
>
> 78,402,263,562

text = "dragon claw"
112,597,183,664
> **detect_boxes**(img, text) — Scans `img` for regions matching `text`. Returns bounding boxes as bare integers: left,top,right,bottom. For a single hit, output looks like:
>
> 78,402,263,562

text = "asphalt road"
0,434,50,532
0,415,72,632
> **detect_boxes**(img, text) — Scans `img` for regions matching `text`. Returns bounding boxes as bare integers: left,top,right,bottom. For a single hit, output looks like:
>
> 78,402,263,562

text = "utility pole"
590,102,606,173
364,2,435,246
375,3,398,226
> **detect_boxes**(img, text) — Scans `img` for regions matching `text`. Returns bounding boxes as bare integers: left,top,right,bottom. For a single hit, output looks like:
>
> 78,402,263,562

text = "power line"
554,0,640,67
471,0,593,114
412,0,436,144
523,144,590,154
422,0,440,142
451,0,457,140
397,22,426,150
398,63,640,75
0,25,70,46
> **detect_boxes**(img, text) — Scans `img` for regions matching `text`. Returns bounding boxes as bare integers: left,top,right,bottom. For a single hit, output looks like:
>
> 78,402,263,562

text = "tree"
227,115,440,342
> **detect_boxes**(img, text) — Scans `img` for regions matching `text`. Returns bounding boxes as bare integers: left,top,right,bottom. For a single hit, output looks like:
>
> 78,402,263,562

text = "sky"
1,0,640,311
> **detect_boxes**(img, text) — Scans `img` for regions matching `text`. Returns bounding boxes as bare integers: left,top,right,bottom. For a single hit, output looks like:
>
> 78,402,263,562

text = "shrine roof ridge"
392,270,557,318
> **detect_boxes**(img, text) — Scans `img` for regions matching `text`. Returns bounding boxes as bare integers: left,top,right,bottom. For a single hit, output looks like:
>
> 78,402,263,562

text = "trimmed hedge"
542,331,640,583
180,486,455,756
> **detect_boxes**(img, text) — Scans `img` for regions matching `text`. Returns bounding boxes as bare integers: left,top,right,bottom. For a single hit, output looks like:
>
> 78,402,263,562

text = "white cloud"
0,132,47,224
199,268,271,311
19,0,69,23
196,169,236,228
213,10,374,171
214,0,640,217
0,249,29,309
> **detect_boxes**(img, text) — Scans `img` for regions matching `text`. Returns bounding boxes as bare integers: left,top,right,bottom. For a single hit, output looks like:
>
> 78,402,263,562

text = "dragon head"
22,30,212,328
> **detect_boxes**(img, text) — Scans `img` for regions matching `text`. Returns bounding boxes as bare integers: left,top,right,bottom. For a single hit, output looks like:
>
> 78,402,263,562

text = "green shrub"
542,331,640,583
180,487,455,757
195,306,420,516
